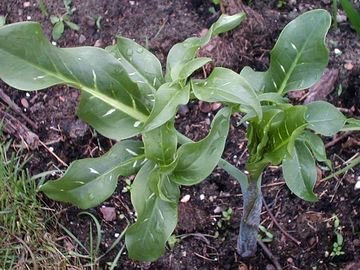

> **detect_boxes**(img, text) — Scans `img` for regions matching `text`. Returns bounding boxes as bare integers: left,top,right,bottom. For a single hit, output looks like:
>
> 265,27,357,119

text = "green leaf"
106,37,163,95
126,162,178,261
177,57,211,81
39,140,145,209
144,83,190,131
50,15,60,25
264,9,331,94
171,107,231,185
282,140,318,201
305,101,346,136
165,13,245,81
77,92,142,140
143,121,177,165
192,67,262,119
52,21,64,40
298,130,331,167
340,0,360,34
240,66,266,93
341,117,360,131
0,22,150,125
212,12,246,35
64,20,80,31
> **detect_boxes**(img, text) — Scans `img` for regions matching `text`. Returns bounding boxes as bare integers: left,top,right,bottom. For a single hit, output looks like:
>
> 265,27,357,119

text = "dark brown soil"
1,0,360,269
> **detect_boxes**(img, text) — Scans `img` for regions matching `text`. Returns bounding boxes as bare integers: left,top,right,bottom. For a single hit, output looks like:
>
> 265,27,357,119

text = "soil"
1,0,360,269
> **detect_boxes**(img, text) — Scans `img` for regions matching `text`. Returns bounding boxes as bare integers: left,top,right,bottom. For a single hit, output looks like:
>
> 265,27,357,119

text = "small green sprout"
330,215,345,257
50,0,80,40
258,225,274,243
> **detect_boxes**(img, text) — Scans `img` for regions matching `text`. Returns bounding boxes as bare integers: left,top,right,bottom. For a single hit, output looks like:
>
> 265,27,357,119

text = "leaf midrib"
0,48,149,122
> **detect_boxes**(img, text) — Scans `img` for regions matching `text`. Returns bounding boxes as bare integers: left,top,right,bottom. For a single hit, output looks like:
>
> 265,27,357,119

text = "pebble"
336,14,347,23
199,194,205,200
334,48,342,56
213,206,222,213
94,39,103,47
26,15,31,20
180,194,191,203
23,2,31,8
20,98,29,108
79,34,86,44
344,62,354,70
114,233,120,238
129,1,135,5
355,180,360,190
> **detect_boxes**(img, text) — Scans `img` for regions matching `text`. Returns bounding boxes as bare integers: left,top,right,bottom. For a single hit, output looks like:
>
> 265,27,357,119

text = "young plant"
330,215,345,257
50,0,80,40
0,12,245,261
0,9,357,261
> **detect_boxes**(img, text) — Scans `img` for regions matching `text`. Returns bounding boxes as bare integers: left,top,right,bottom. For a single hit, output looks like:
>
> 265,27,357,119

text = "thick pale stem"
237,176,262,257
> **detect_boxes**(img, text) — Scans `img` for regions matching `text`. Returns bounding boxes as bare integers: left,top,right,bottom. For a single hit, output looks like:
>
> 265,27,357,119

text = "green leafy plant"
50,0,80,40
340,0,360,34
330,215,345,257
0,9,358,262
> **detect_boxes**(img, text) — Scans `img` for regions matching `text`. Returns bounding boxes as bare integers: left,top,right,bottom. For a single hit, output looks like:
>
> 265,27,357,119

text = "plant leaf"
282,140,318,201
171,107,231,185
64,20,80,31
305,101,346,136
165,13,245,81
143,83,190,131
126,161,178,261
192,67,262,119
239,66,266,93
176,57,211,81
50,15,60,24
52,21,64,40
264,9,331,94
0,22,150,124
106,37,163,95
340,0,360,34
143,121,177,165
39,140,145,209
298,130,331,167
77,92,142,140
341,117,360,131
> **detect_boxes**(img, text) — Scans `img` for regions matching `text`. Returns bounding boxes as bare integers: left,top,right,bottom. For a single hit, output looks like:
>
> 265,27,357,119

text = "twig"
325,132,351,148
39,140,68,167
262,197,301,246
0,108,39,149
257,239,282,270
12,234,39,270
0,88,38,129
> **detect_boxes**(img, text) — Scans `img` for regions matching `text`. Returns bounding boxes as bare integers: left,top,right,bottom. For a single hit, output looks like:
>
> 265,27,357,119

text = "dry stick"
0,88,38,129
325,131,351,149
257,239,282,270
0,108,39,149
262,197,301,246
12,234,39,270
39,140,68,167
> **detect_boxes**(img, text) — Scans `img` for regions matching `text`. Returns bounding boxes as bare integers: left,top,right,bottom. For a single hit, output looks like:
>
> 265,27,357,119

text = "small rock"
100,207,117,221
336,14,347,23
94,39,103,47
199,194,205,200
129,0,135,5
211,102,222,111
23,2,31,8
213,206,222,213
180,194,191,203
26,16,31,20
355,180,360,190
114,232,120,238
334,48,342,56
178,105,189,116
344,62,354,70
287,257,294,265
20,98,29,108
265,264,276,270
79,34,86,44
353,238,360,246
199,101,212,113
